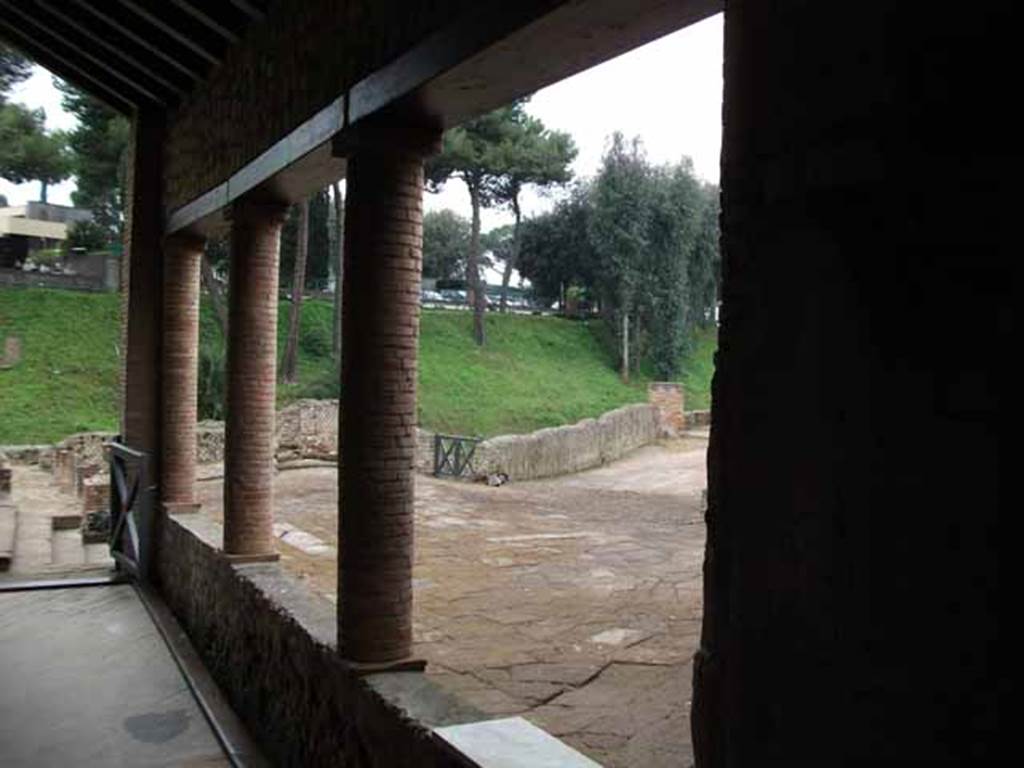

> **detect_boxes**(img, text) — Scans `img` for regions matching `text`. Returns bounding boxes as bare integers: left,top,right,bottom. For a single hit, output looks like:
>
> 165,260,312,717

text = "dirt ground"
195,435,708,767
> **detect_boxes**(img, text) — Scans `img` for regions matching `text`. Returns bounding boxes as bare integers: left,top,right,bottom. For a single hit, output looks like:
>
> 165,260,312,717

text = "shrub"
198,343,225,420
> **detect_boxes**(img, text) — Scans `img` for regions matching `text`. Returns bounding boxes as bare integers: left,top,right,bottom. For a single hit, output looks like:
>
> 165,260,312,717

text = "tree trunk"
621,311,630,383
201,251,228,339
331,181,344,364
468,185,486,346
282,198,309,384
499,195,522,313
40,180,48,204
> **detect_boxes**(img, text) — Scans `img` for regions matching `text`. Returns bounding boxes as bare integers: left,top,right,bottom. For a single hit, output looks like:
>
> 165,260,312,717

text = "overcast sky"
1,12,723,235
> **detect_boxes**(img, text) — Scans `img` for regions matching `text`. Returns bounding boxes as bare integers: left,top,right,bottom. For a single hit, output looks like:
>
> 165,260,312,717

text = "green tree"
518,140,719,380
423,209,471,280
640,161,704,379
0,44,32,102
687,183,721,330
492,114,576,311
589,133,652,381
330,182,344,363
282,197,310,384
65,220,110,253
55,80,130,239
280,188,330,289
0,103,71,203
517,185,596,308
427,103,524,345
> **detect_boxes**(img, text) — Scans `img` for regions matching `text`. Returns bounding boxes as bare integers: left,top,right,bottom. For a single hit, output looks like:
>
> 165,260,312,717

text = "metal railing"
433,434,481,479
108,439,153,581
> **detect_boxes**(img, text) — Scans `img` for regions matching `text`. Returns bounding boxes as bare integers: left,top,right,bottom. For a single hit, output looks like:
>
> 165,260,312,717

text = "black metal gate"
108,440,153,581
433,434,481,478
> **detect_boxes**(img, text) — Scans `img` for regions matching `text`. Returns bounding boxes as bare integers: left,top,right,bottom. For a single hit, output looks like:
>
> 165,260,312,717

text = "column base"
162,501,202,516
343,657,427,676
222,551,280,564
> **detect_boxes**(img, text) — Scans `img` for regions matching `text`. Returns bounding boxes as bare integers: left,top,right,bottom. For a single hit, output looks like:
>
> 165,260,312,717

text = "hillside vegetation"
1,288,715,444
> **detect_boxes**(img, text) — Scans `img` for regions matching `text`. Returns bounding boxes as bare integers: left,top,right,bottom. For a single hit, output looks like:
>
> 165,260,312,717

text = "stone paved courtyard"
196,434,707,767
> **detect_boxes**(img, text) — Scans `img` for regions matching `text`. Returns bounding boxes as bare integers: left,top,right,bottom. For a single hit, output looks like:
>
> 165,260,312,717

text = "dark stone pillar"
223,199,288,559
336,120,441,664
121,110,165,460
694,3,1013,765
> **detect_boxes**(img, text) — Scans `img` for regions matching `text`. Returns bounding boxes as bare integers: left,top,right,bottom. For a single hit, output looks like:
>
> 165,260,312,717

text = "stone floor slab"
0,584,228,767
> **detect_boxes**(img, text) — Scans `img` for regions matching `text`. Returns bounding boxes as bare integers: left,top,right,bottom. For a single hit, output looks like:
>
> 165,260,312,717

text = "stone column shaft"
223,200,287,557
338,124,440,663
161,235,203,508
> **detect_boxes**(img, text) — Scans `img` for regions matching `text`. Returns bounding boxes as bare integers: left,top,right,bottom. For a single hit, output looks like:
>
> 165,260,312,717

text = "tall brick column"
161,234,203,510
223,200,288,558
336,120,441,664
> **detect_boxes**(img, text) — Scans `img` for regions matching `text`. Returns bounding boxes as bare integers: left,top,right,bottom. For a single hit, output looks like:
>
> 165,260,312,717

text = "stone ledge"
156,510,486,766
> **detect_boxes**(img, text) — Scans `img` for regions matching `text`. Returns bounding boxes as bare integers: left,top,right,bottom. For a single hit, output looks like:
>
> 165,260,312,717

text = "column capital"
228,197,291,226
333,113,443,160
163,232,206,253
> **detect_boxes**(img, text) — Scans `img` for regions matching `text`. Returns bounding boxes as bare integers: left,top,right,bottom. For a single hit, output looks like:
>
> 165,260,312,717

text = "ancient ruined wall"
163,0,486,210
648,382,685,436
154,511,478,767
695,2,1011,765
275,399,339,461
474,403,659,480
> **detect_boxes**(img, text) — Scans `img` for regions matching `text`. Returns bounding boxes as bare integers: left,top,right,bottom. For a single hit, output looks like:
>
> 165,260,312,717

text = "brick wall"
648,382,685,437
163,0,482,210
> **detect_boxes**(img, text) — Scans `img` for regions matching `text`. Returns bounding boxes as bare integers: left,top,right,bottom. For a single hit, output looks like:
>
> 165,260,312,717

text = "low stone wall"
415,429,436,474
197,421,225,464
0,450,10,494
685,409,711,429
154,510,479,767
275,399,338,461
0,266,111,293
0,444,54,467
471,403,660,481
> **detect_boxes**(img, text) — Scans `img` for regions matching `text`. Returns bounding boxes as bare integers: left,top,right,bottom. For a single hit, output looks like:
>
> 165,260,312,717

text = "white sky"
1,11,723,245
425,13,723,232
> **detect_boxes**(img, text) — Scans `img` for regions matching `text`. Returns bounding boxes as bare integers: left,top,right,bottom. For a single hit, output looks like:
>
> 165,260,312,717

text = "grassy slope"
1,288,716,444
0,288,121,443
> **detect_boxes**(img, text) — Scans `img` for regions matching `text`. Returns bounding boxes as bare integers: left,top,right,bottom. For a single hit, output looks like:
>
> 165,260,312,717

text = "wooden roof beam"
0,0,173,105
0,20,135,114
67,0,207,83
115,0,226,67
35,0,193,97
168,0,241,45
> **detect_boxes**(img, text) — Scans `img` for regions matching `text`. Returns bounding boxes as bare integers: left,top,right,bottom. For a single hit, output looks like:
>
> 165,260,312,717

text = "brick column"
161,234,204,510
223,200,288,559
336,121,441,664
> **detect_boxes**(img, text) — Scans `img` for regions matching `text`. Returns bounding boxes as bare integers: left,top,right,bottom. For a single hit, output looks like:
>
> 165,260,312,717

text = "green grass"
417,310,650,437
1,288,717,444
0,287,121,444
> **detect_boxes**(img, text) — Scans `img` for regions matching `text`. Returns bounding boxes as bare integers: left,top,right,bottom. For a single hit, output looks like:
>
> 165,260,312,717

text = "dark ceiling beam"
35,0,192,97
226,0,265,22
67,0,206,83
115,0,225,67
0,20,134,114
0,0,172,105
168,0,241,45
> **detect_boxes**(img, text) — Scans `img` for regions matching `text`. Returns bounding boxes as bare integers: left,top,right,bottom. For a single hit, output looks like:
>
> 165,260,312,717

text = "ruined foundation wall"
473,403,659,481
154,511,479,767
